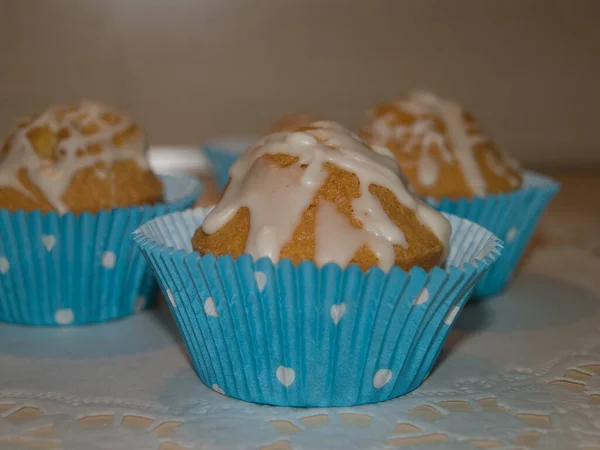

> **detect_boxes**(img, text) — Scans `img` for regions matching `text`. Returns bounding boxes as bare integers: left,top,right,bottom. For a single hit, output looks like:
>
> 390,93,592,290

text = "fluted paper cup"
134,207,502,406
426,171,559,298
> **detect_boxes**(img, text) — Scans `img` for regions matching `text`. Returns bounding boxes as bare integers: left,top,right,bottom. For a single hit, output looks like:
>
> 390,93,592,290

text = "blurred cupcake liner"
425,171,559,298
134,208,502,407
203,141,248,191
0,175,202,326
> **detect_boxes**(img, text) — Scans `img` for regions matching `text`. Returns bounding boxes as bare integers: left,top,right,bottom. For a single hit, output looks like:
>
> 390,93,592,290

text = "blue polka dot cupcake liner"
0,175,203,326
425,171,559,299
203,142,246,191
134,207,502,407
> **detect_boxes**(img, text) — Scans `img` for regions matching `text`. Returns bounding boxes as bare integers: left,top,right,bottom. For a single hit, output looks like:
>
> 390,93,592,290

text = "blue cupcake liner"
134,207,502,407
203,140,249,190
0,175,203,326
425,171,559,298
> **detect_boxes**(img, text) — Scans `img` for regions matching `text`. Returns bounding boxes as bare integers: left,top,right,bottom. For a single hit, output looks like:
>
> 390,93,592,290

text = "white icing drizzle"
485,151,521,188
366,91,512,197
369,109,453,189
0,100,148,213
435,98,487,197
370,144,396,160
236,158,317,263
202,121,450,270
314,200,397,269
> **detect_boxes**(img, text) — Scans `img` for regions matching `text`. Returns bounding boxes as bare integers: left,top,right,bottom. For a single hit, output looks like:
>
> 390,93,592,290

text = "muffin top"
193,121,451,272
0,100,162,214
360,91,523,199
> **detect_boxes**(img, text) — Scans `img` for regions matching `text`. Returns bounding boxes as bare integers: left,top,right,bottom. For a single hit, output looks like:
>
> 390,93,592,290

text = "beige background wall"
1,0,599,166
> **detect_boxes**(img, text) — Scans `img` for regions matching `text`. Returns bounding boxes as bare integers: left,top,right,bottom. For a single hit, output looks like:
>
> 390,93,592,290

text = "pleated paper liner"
426,171,559,299
134,207,502,407
0,175,202,326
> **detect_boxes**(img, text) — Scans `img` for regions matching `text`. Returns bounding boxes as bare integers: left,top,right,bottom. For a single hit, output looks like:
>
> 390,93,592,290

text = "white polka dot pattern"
204,297,218,317
42,235,56,251
102,251,116,269
373,369,393,389
276,366,296,387
166,289,177,307
413,288,429,305
54,308,74,325
505,227,518,243
254,271,267,292
330,303,346,325
0,257,9,274
444,306,461,325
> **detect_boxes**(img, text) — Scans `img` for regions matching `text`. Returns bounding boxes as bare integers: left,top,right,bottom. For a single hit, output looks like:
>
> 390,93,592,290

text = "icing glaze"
435,97,487,196
314,200,398,269
364,91,520,197
0,100,148,213
202,121,450,270
485,150,521,188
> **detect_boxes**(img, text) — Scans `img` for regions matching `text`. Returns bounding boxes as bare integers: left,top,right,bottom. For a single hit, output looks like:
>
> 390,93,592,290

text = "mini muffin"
266,113,321,134
0,101,201,326
134,124,502,406
193,121,451,272
0,100,163,214
362,91,559,298
360,91,523,200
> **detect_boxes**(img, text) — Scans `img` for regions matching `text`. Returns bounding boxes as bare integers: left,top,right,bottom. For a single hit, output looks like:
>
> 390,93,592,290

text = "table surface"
0,163,599,450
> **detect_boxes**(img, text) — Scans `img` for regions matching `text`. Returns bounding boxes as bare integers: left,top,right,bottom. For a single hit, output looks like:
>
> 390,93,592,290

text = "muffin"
134,121,502,407
193,120,450,272
0,101,202,326
360,91,523,200
361,91,559,297
0,100,163,214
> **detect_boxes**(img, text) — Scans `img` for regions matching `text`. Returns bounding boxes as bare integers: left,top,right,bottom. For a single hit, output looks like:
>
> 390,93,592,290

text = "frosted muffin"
192,121,450,272
0,101,202,326
0,100,163,214
360,91,523,200
362,91,559,298
135,124,502,406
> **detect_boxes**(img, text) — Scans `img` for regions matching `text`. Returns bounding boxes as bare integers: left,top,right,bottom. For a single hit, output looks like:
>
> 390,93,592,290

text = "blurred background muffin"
0,100,201,326
360,91,523,200
0,100,163,214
